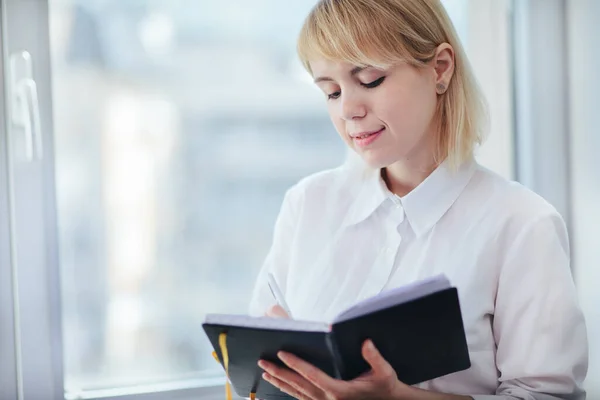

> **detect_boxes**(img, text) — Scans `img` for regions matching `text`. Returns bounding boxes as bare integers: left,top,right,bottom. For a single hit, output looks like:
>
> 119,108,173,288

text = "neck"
383,122,442,197
382,157,439,197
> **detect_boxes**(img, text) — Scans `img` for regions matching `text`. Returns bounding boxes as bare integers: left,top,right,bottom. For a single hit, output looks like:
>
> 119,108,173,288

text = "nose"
340,93,366,121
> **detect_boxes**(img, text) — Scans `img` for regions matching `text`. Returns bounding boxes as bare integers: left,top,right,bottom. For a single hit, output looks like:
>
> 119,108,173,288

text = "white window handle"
9,51,43,161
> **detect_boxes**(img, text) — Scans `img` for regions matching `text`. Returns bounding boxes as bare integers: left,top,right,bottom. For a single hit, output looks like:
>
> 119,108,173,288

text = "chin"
355,151,396,170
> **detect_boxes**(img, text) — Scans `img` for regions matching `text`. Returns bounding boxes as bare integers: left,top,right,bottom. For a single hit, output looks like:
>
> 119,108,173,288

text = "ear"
433,43,455,94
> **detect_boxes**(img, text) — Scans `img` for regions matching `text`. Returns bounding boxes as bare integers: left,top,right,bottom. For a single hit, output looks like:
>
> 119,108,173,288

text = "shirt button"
391,195,403,209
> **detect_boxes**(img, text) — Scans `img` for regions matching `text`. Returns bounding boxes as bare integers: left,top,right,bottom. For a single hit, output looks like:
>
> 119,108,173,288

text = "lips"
350,128,384,139
350,127,385,147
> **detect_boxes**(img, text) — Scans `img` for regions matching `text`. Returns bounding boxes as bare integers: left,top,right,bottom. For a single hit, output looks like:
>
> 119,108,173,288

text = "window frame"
1,0,65,398
66,380,235,400
565,0,600,395
0,2,19,398
510,0,571,224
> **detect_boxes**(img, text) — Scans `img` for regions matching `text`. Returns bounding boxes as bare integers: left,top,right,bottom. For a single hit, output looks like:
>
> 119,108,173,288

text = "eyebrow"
313,66,366,83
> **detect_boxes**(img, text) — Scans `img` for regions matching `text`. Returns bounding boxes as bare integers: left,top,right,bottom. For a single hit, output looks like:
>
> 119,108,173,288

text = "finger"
259,360,323,399
266,305,289,318
277,351,342,394
262,372,312,400
361,339,395,376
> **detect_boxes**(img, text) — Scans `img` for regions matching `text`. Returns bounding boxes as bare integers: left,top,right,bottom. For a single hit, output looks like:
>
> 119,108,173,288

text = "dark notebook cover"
203,280,470,399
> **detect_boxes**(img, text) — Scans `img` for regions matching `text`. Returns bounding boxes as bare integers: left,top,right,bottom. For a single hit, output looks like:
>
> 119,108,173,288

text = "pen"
267,272,293,318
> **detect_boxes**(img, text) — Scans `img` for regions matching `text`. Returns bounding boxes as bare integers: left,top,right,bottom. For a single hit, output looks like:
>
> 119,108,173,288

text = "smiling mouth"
351,128,385,139
351,128,385,147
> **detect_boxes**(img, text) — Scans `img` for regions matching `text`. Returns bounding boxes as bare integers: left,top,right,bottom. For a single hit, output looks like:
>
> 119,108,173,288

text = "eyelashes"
362,76,385,89
326,76,386,100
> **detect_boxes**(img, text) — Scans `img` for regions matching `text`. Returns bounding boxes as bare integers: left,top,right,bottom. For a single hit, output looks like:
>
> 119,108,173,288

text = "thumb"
266,305,290,318
362,339,393,375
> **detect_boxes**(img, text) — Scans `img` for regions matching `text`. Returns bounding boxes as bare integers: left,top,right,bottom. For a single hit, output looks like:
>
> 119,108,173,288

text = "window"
50,0,345,396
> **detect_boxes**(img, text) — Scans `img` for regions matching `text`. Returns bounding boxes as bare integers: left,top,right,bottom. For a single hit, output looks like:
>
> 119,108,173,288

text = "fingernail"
259,360,271,371
367,340,376,351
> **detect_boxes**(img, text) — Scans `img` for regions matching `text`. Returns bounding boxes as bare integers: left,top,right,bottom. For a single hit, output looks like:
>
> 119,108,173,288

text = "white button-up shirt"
249,158,588,399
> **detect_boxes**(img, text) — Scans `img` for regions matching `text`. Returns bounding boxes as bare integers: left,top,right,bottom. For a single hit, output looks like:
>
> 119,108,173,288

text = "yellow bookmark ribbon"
212,332,257,400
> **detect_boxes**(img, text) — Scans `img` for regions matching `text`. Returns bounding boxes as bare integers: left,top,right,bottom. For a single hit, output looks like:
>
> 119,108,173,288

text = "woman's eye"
327,91,341,100
362,76,385,89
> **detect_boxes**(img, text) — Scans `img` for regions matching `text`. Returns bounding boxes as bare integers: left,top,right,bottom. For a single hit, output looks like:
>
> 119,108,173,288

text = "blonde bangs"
297,0,429,73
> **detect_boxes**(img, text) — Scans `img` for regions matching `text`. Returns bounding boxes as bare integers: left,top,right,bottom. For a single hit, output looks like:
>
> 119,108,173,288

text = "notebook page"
205,314,330,332
333,274,451,323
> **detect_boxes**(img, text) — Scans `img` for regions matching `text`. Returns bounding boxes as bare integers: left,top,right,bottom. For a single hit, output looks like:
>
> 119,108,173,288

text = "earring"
436,83,447,94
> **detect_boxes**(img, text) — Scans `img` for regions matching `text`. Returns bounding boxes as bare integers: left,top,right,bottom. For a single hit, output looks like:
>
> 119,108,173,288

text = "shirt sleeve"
248,186,301,317
472,211,588,400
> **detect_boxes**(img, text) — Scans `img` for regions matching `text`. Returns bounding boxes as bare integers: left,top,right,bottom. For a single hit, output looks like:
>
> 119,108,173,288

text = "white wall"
567,0,600,395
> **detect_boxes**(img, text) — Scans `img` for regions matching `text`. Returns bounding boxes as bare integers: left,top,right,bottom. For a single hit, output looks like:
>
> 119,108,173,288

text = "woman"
249,0,588,399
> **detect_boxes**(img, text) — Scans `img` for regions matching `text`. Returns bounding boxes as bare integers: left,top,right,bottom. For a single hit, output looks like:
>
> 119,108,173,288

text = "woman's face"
310,52,450,169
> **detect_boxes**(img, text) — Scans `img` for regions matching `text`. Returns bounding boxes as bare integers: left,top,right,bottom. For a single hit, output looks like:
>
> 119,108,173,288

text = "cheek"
379,85,437,133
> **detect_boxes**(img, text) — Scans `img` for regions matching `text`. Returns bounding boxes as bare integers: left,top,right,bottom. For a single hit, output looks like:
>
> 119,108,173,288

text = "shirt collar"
344,158,477,236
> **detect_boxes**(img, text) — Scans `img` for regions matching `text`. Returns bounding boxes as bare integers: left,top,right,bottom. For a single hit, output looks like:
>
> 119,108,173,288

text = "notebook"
203,274,471,399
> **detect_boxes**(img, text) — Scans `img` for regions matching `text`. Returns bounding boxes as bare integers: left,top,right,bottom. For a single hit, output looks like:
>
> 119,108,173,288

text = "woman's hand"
258,314,471,400
265,304,290,318
258,339,410,400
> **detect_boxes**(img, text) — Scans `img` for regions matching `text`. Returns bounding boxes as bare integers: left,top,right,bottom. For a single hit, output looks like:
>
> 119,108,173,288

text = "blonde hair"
297,0,488,169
